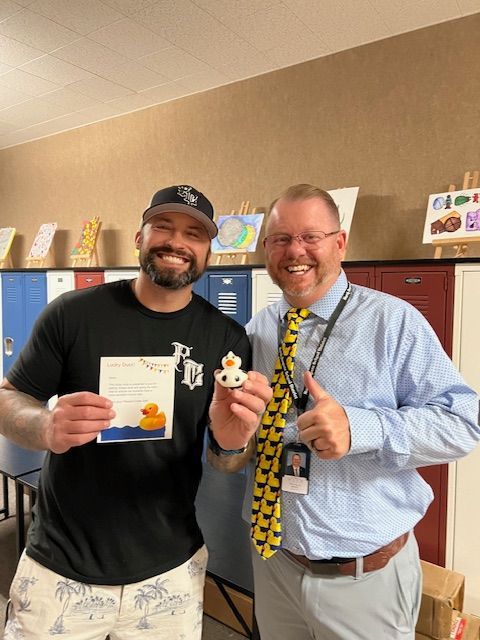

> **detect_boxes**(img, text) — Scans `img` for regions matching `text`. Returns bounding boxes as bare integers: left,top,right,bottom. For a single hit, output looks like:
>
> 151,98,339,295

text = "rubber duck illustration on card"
215,351,248,388
139,403,166,430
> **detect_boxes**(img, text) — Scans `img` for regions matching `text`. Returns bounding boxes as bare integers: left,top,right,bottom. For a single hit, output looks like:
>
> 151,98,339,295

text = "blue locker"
2,272,47,375
24,273,47,339
206,270,251,326
2,273,25,375
192,272,208,299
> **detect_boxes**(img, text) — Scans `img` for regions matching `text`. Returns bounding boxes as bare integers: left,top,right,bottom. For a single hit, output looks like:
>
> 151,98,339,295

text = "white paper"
328,186,359,236
98,356,175,443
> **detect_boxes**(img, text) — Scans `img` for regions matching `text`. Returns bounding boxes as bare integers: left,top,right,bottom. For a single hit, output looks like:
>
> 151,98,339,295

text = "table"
0,434,45,557
196,462,260,639
16,469,41,555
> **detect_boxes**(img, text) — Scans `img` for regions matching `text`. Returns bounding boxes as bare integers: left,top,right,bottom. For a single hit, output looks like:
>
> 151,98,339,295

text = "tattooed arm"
207,436,256,473
0,379,115,453
0,380,51,450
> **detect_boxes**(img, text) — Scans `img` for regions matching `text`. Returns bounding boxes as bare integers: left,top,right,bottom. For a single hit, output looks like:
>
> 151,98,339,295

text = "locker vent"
5,287,19,304
403,295,429,319
27,288,43,305
217,292,237,315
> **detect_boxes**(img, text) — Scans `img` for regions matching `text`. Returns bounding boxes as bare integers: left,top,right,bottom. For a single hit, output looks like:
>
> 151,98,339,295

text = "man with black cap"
0,185,272,640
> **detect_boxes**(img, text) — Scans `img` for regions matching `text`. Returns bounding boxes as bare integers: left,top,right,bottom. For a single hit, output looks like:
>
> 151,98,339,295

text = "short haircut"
268,183,340,225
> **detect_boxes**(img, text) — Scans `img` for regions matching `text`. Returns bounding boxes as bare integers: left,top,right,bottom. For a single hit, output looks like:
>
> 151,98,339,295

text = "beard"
268,256,339,300
140,245,204,290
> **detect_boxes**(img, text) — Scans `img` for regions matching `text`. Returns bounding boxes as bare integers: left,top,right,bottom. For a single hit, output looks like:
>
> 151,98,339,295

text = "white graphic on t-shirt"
172,342,192,371
171,342,204,390
183,358,204,390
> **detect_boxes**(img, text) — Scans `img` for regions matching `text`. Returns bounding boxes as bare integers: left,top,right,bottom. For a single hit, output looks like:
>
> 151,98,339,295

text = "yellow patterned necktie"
251,307,310,558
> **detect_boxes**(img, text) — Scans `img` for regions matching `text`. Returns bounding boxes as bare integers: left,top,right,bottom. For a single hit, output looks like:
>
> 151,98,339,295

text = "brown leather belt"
283,532,409,576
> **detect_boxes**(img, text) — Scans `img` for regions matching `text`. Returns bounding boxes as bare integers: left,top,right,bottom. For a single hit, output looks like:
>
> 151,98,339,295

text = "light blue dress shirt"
244,269,480,558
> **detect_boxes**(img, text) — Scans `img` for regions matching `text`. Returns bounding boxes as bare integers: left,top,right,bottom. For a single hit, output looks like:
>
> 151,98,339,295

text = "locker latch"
4,337,13,357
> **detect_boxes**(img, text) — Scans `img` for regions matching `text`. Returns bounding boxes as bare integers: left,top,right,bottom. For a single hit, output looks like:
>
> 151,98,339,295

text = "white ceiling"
0,0,477,150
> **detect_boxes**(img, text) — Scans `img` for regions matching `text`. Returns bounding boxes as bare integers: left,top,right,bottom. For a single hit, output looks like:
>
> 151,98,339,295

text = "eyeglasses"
263,230,340,249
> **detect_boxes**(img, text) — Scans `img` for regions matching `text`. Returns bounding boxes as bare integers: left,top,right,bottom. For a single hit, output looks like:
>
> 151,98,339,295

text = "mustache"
282,260,316,267
147,244,193,261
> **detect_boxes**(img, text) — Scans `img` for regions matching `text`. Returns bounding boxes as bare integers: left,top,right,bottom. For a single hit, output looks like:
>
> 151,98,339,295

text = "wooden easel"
71,246,99,268
71,219,101,267
213,201,261,266
432,170,480,258
26,248,55,269
0,227,16,269
0,254,13,269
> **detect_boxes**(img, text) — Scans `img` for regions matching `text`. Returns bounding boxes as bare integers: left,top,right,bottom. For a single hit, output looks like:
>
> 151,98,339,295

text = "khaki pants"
5,546,208,640
252,533,422,640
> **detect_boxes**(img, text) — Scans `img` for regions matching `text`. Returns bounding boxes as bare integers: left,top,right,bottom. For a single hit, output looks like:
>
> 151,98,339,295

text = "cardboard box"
203,575,253,637
416,610,480,640
416,561,465,639
450,611,480,640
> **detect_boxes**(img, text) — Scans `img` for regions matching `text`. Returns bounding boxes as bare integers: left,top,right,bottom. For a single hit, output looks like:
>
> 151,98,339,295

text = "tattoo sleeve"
0,387,50,451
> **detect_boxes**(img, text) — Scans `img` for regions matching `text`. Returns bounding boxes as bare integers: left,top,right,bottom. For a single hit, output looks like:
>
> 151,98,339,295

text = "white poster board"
328,187,359,236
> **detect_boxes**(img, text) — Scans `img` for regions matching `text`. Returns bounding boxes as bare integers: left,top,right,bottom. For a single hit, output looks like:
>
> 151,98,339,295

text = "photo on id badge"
281,443,310,495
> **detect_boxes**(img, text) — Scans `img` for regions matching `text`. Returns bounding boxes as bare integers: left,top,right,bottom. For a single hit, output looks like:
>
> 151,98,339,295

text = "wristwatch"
208,428,248,456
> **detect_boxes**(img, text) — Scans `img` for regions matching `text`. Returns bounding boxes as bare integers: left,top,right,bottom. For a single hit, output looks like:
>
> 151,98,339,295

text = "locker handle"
4,337,13,357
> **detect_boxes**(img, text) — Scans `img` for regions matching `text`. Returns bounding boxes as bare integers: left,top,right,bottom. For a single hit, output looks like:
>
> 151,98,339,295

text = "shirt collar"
278,269,348,322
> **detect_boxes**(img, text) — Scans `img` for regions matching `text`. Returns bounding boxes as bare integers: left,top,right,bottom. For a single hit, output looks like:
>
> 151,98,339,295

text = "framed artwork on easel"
328,186,359,236
71,216,101,266
423,184,480,257
0,227,15,267
211,200,264,265
26,222,57,267
212,213,264,255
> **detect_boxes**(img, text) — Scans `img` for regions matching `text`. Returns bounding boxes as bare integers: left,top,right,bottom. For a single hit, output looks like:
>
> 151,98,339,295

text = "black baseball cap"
142,185,218,239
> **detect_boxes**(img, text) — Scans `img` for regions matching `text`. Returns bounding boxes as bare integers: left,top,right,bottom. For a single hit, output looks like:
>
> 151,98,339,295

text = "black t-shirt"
7,280,250,585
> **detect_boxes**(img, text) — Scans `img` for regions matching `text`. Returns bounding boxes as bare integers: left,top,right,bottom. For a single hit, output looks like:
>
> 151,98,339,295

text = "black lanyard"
278,283,352,415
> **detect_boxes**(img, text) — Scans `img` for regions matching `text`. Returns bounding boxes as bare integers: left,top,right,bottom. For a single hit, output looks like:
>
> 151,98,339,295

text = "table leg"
252,603,261,640
1,474,9,519
15,482,26,558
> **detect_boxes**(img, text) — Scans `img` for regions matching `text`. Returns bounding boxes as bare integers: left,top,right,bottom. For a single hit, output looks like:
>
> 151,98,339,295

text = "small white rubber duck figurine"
215,351,248,388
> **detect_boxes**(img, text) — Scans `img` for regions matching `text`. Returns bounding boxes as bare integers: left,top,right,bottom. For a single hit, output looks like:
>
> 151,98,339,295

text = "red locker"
74,271,104,290
373,264,455,566
344,265,374,288
374,265,454,357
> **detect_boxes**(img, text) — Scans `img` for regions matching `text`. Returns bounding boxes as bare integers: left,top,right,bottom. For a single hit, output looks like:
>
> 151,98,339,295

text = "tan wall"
1,14,479,268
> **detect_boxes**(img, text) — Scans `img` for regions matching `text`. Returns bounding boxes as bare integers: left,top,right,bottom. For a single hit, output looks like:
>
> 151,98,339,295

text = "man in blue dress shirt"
242,183,480,640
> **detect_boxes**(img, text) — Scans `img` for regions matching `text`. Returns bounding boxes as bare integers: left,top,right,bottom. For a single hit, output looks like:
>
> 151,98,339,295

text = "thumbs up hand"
296,372,351,460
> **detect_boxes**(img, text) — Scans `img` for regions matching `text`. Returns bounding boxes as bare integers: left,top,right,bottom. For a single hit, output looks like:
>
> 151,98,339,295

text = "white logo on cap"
177,186,198,207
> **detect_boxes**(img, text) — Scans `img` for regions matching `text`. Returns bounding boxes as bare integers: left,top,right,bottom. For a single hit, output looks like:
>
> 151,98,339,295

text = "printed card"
98,356,175,443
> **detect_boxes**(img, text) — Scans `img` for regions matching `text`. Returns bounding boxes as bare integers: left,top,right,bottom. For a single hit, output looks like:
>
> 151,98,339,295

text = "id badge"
281,442,310,495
